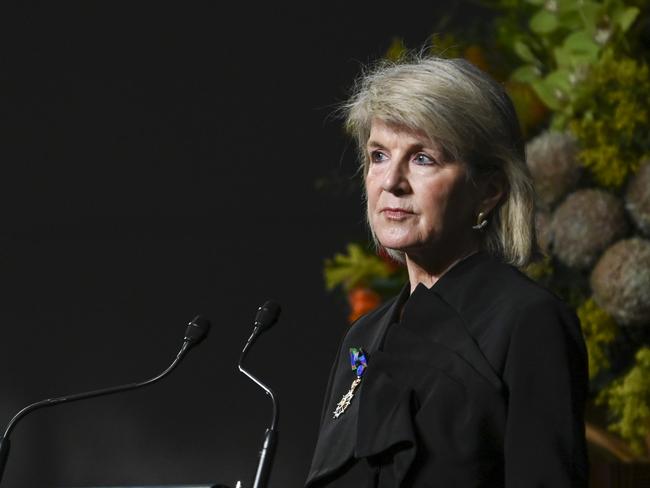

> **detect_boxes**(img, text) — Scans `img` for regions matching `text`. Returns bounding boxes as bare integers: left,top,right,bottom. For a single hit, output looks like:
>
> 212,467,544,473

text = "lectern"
63,484,227,488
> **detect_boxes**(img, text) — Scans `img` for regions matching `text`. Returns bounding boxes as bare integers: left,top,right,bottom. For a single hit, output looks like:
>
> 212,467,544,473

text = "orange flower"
504,81,549,136
347,287,382,323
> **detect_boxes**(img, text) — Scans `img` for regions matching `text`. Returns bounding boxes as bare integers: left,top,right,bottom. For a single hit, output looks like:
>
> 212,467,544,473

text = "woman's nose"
381,160,410,195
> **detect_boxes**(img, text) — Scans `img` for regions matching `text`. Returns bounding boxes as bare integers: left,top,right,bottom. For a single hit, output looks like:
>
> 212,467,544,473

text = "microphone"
184,314,211,346
0,314,211,485
252,301,281,335
238,300,281,488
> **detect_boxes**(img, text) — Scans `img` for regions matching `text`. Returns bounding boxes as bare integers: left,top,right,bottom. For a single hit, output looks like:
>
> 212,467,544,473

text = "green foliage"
386,37,407,61
493,0,650,454
597,347,650,456
523,254,554,281
492,0,640,116
569,52,650,187
324,244,392,292
577,298,620,379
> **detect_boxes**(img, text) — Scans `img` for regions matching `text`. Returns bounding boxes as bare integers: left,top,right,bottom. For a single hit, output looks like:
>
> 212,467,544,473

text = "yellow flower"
576,298,618,379
597,347,650,457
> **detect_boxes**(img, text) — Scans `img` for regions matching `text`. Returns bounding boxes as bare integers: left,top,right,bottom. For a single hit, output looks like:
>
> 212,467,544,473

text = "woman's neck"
405,245,479,293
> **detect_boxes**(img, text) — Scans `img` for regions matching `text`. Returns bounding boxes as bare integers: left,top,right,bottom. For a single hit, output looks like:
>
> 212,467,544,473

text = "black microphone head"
184,315,211,346
253,300,281,331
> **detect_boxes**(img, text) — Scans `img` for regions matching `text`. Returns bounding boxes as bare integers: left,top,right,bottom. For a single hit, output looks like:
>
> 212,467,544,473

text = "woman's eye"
413,153,436,165
370,151,388,163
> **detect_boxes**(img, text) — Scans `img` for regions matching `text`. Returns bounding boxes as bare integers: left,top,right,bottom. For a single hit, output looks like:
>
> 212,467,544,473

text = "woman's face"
365,119,479,260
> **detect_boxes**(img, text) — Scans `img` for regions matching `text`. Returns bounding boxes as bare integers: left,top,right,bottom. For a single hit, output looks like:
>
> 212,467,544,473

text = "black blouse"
305,252,589,487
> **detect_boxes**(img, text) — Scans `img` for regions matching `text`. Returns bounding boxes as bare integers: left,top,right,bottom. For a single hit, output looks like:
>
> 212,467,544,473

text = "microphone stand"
0,314,210,485
238,328,278,488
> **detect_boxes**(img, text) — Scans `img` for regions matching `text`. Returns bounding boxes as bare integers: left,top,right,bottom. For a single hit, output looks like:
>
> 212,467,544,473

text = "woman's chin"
377,239,413,253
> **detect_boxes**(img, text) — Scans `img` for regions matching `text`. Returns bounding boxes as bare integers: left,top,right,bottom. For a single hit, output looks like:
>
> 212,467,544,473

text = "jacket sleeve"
502,297,589,487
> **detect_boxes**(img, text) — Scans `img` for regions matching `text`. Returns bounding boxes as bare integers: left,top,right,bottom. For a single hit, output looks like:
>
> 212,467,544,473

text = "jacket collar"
401,251,504,390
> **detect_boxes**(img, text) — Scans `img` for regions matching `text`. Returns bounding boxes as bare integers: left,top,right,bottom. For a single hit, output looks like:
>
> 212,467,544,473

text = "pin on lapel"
333,347,368,419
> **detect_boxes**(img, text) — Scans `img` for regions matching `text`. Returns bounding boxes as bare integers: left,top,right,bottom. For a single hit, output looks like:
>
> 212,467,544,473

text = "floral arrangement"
323,0,650,460
324,244,406,322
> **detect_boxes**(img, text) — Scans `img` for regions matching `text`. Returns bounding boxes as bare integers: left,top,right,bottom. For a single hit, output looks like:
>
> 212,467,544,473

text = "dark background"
0,2,483,487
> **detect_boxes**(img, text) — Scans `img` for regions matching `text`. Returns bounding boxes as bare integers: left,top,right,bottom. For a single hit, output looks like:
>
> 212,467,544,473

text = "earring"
472,211,488,230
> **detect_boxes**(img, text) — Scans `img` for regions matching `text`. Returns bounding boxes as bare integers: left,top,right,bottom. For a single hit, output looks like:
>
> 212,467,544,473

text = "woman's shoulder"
472,255,579,329
432,252,584,375
492,260,582,337
443,252,572,316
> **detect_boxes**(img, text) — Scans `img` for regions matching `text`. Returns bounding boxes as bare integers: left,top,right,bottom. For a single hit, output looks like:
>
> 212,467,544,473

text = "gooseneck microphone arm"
2,342,190,441
238,300,281,488
0,315,210,485
238,333,278,431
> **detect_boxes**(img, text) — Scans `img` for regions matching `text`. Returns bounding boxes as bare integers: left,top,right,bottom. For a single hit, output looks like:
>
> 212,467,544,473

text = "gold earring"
472,211,488,230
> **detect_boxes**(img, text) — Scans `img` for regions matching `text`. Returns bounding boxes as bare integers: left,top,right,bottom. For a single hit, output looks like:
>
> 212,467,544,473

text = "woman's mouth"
381,207,414,220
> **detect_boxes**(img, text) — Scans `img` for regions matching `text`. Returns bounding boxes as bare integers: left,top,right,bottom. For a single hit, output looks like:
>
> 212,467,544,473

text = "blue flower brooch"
333,347,368,419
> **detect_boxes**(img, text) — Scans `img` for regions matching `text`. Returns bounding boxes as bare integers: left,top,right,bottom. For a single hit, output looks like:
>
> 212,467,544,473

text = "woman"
306,56,588,487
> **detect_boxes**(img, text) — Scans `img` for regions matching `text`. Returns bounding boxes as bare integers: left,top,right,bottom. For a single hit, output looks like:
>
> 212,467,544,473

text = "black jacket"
306,252,589,487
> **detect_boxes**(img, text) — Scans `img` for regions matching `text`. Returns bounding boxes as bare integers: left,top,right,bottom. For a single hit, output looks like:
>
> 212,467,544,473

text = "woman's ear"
479,171,507,216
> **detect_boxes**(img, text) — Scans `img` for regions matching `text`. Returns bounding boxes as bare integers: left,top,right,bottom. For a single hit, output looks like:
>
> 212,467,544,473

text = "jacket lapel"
305,291,407,487
403,283,504,391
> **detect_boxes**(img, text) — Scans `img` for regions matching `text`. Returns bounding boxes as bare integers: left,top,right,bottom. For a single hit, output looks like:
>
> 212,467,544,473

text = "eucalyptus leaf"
575,1,602,31
511,64,541,83
553,32,600,69
614,7,640,32
532,79,563,110
564,30,600,56
514,40,539,64
546,69,573,92
554,46,574,68
530,9,560,34
557,10,584,31
561,30,600,64
556,0,581,14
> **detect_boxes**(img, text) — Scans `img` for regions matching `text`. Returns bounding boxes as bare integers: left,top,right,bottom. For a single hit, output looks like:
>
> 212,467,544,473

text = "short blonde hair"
342,54,538,267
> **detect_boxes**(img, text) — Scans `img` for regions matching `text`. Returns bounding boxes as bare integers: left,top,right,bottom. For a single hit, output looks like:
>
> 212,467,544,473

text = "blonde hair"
342,54,538,267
